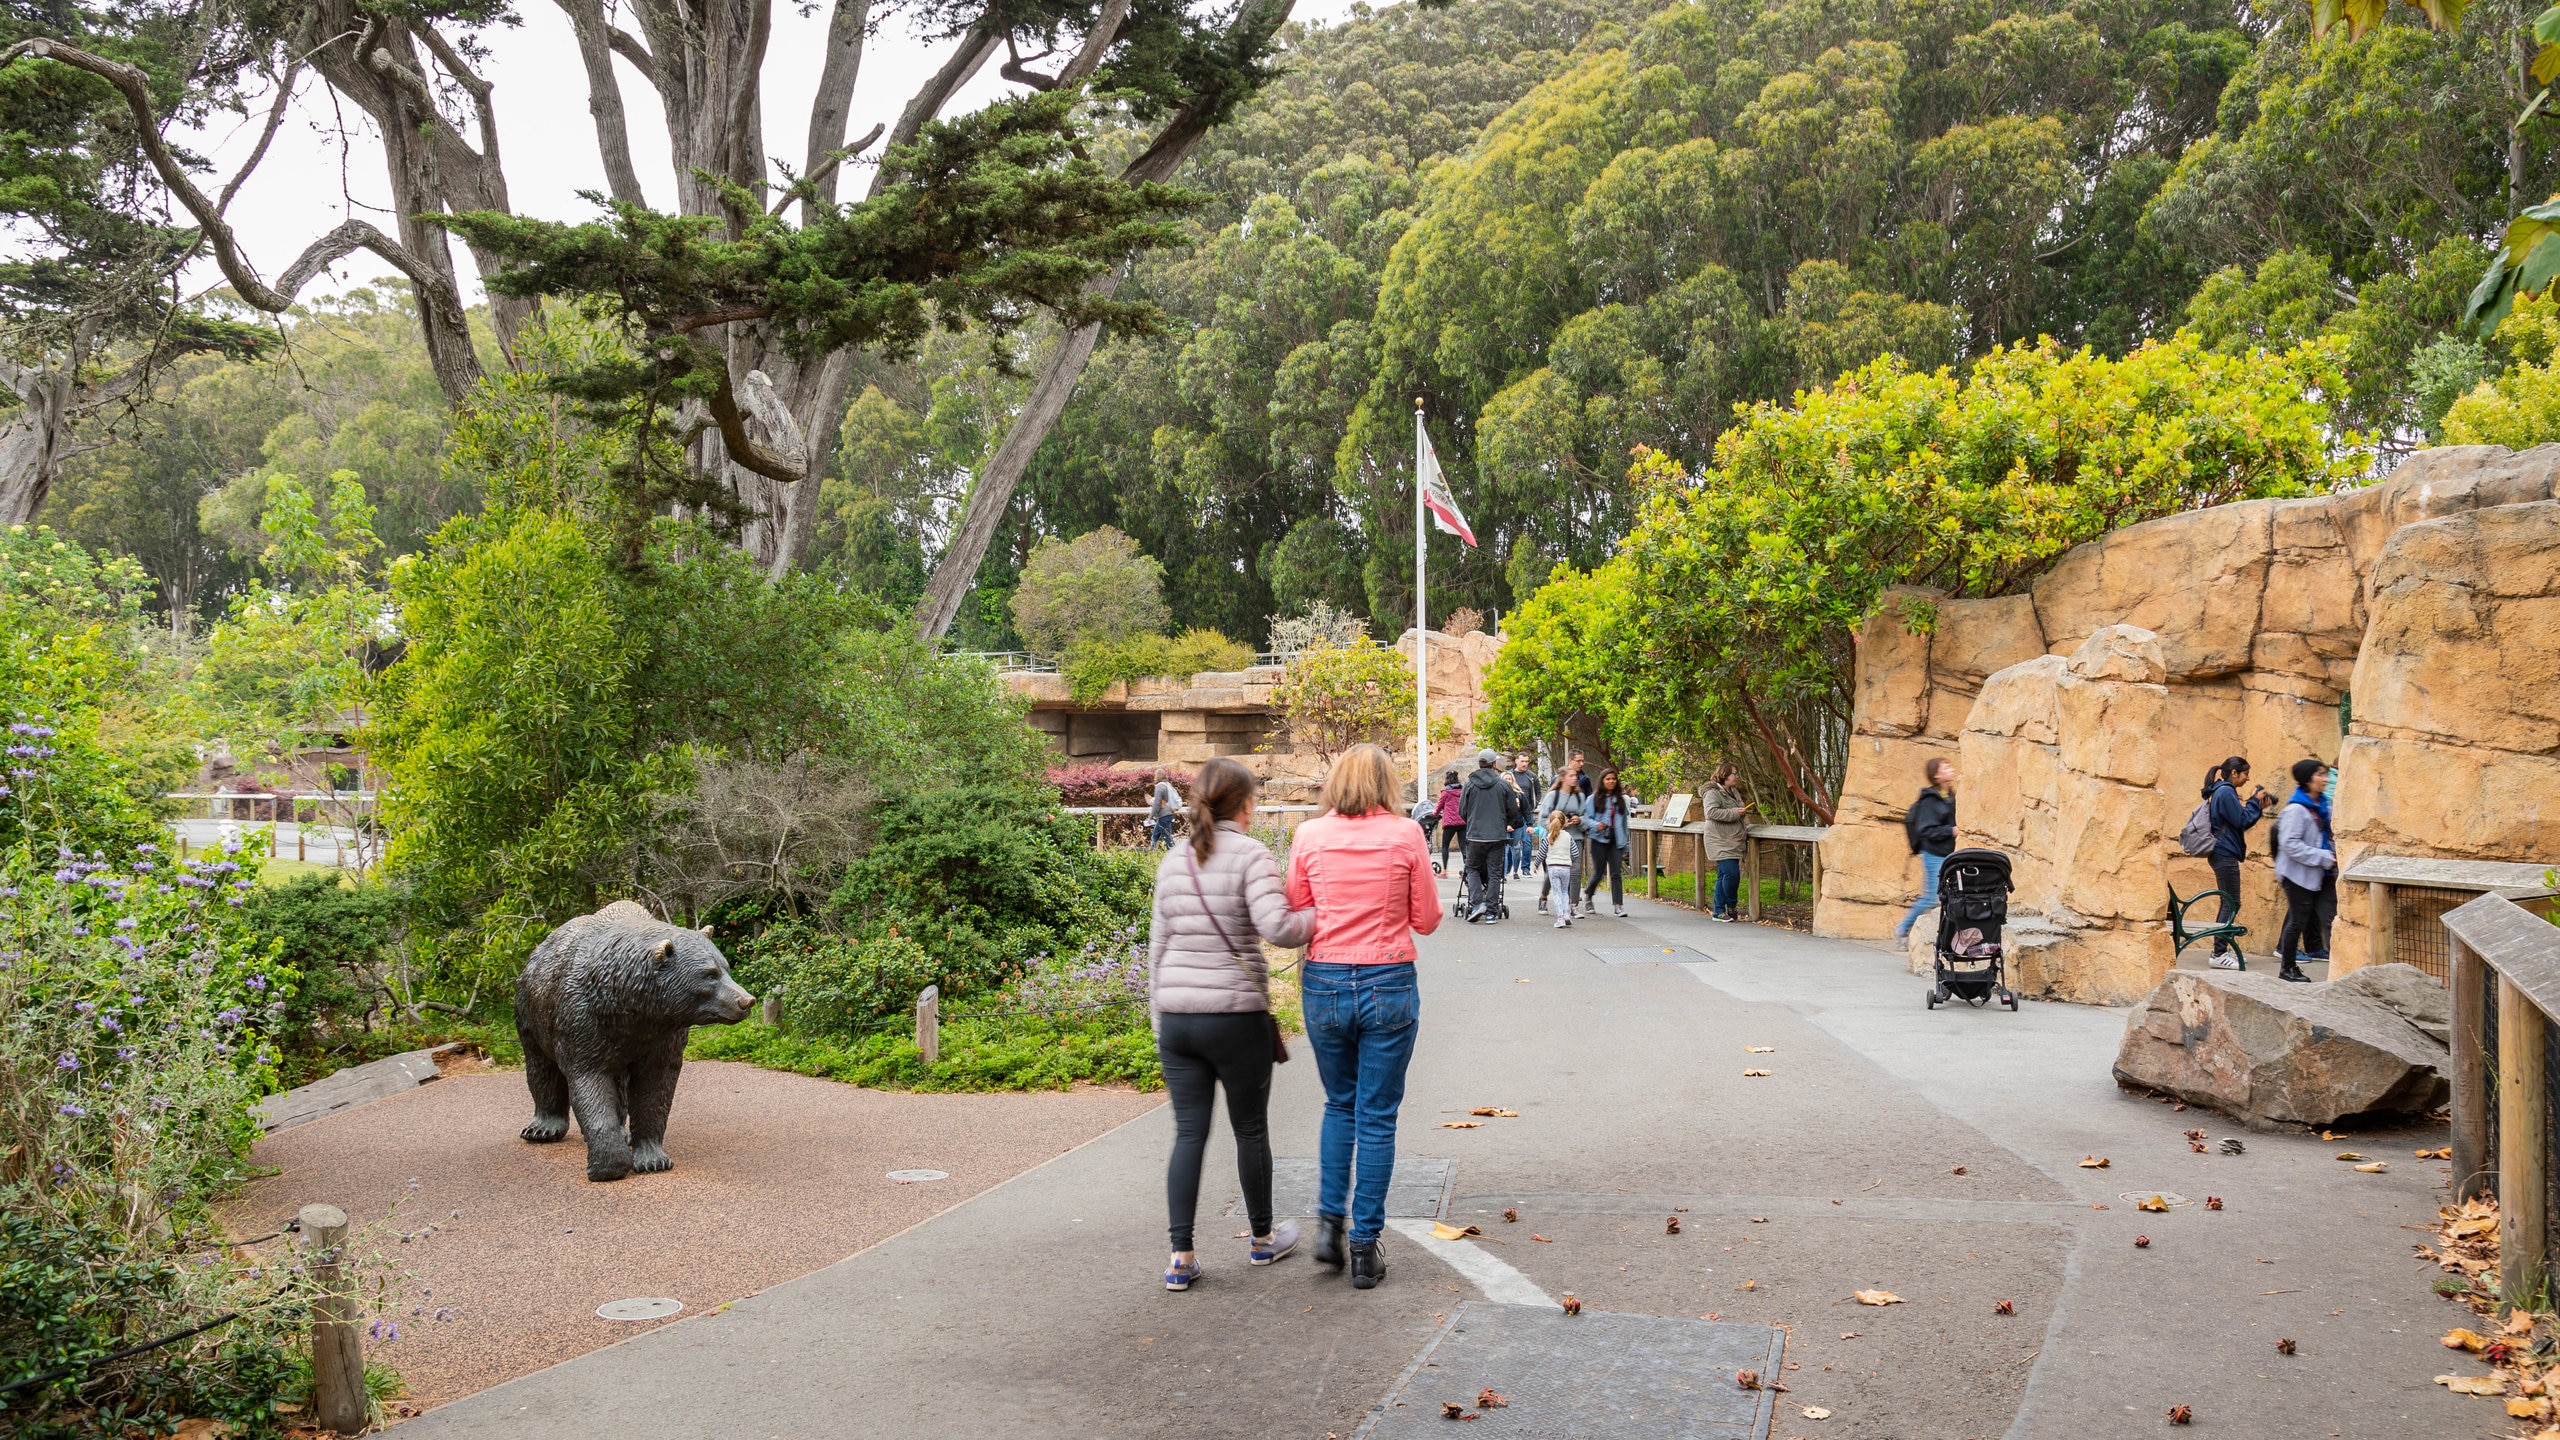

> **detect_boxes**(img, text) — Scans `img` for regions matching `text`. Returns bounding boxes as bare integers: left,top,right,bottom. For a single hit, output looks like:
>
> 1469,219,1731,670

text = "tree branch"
555,0,648,205
704,367,809,482
868,19,1001,197
414,20,499,163
770,124,882,218
1055,0,1129,89
608,26,656,77
800,0,872,208
219,61,301,215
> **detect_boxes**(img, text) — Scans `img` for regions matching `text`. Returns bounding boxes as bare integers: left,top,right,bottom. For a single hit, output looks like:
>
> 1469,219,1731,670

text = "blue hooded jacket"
2206,781,2263,862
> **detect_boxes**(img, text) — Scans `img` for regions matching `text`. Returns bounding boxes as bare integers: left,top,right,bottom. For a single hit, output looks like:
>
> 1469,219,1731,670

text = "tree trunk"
913,0,1296,639
0,365,71,526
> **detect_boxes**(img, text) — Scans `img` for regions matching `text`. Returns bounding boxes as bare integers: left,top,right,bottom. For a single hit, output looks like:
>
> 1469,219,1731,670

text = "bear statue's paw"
631,1140,672,1173
587,1155,633,1182
521,1114,569,1143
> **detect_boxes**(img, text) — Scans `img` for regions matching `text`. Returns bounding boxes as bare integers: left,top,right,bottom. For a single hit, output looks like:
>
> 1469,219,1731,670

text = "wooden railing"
1626,818,1829,920
2445,892,2560,1303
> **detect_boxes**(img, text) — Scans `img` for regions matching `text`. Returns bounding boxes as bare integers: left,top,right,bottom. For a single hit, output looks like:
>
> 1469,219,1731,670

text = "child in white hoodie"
1542,808,1581,928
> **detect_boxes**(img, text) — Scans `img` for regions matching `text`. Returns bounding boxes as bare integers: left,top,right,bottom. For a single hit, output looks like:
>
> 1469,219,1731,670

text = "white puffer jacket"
1148,822,1313,1017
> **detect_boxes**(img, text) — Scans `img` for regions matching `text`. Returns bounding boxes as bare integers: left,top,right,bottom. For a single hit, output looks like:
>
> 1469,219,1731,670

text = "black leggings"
1583,840,1624,906
2278,876,2337,967
1440,823,1461,871
2209,856,2243,956
1158,1011,1274,1251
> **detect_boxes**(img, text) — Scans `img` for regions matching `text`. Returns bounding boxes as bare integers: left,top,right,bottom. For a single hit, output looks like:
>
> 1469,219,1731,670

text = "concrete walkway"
394,878,2472,1439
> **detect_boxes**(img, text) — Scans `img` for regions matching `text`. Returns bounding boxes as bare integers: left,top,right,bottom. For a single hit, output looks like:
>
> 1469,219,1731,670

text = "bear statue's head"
658,927,756,1026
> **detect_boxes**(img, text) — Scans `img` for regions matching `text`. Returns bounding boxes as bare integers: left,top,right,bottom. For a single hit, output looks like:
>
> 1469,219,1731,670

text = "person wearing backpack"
2272,758,2336,983
1893,758,1957,944
2192,757,2272,968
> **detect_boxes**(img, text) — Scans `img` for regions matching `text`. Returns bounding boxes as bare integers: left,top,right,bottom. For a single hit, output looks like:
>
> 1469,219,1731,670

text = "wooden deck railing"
2444,892,2560,1303
1626,818,1829,920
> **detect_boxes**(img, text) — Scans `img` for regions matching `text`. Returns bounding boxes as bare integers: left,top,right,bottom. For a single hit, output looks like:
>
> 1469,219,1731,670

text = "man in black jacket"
1459,749,1520,922
1894,758,1957,945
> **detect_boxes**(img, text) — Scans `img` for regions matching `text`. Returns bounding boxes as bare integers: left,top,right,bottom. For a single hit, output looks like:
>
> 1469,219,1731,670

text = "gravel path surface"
220,1060,1162,1406
362,877,2468,1438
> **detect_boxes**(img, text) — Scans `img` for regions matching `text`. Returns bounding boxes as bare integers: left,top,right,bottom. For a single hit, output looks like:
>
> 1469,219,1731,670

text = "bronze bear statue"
515,900,755,1181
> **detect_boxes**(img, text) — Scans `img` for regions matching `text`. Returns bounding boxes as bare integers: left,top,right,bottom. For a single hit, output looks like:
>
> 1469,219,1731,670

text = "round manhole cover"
887,1169,950,1184
596,1297,683,1321
2118,1191,2193,1208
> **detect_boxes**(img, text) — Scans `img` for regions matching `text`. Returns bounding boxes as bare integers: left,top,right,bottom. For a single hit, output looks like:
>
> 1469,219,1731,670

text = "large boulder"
2330,962,2454,1046
2114,968,2450,1128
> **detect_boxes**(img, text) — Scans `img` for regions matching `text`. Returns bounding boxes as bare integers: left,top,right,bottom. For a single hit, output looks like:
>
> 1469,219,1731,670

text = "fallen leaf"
2134,1235,2150,1248
1839,1330,1859,1339
1430,1222,1484,1241
1561,1294,1582,1316
2354,1162,2388,1173
1531,1234,1552,1243
2078,1156,2111,1169
1739,1278,1758,1290
1503,1207,1519,1223
2204,1196,2223,1210
2138,1195,2170,1213
2322,1130,2339,1141
2167,1404,2193,1425
1667,1216,1682,1235
1440,1400,1473,1420
2275,1338,2296,1355
1476,1389,1507,1409
2335,1152,2366,1162
1950,1165,1968,1175
1852,1289,1904,1306
1801,1405,1833,1420
1751,1216,1769,1224
1441,1121,1482,1129
2445,1329,2492,1352
2438,1374,2508,1395
1736,1369,1763,1390
1743,1069,1771,1077
1468,1107,1518,1117
2190,1142,2207,1153
2511,1398,2546,1420
2183,1129,2207,1142
2508,1311,2539,1336
2452,1217,2499,1238
2418,1147,2452,1159
1745,1046,1775,1053
1994,1300,2015,1315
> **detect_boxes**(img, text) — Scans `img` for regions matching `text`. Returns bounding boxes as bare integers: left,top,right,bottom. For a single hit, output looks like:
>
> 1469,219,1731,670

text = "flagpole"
1414,397,1428,806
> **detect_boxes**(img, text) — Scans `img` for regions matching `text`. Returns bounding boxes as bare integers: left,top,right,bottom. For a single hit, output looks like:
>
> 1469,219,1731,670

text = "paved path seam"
1385,1218,1555,1307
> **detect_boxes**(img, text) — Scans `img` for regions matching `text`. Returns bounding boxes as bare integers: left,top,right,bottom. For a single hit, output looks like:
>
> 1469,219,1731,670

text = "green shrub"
690,1013,1161,1092
238,874,408,1081
750,927,939,1040
1060,627,1254,704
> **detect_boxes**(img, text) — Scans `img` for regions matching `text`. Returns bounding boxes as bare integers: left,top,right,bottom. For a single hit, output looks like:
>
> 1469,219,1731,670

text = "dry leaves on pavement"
2438,1374,2508,1395
2204,1196,2223,1210
1851,1290,1904,1306
1800,1405,1832,1420
2418,1146,2452,1159
1667,1216,1682,1235
2445,1329,2492,1352
1743,1069,1771,1077
2275,1338,2296,1355
1469,1107,1518,1117
1745,1046,1775,1053
1430,1222,1484,1241
2335,1151,2366,1161
1442,1121,1482,1129
1502,1207,1518,1223
1531,1234,1552,1243
1561,1294,1582,1315
2137,1195,2170,1213
1994,1300,2015,1315
1476,1390,1507,1410
2167,1404,2192,1424
2354,1162,2389,1173
1440,1400,1474,1420
2077,1156,2111,1168
1736,1369,1763,1390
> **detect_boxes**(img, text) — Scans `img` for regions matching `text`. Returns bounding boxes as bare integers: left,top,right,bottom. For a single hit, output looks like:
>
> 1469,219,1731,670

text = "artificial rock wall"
1817,444,2560,1003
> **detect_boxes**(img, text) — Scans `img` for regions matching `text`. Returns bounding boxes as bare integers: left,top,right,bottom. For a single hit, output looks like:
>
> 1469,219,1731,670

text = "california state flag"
1418,429,1476,547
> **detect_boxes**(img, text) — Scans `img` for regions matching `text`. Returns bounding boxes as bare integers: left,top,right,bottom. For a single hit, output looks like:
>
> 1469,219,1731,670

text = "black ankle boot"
1314,1214,1346,1270
2279,964,2311,983
1349,1238,1386,1289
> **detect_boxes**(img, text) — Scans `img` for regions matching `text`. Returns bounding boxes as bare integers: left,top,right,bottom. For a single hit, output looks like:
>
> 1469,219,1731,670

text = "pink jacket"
1284,809,1443,966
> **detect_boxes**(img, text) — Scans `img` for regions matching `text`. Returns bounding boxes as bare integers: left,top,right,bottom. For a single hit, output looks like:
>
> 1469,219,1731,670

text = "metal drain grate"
1228,1156,1454,1220
1589,945,1712,965
1356,1301,1784,1438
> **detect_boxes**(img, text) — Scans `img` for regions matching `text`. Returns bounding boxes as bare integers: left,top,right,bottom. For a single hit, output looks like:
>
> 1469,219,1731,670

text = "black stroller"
1927,847,2017,1010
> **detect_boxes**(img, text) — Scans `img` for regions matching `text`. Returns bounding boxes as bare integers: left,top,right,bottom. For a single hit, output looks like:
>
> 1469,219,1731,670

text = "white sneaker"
1614,907,1628,918
2209,953,2242,970
1553,918,1569,929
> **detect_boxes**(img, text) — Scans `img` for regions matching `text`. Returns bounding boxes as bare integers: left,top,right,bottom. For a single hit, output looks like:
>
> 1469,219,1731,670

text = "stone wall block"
2032,503,2273,677
2052,772,2167,919
1927,593,2048,682
2057,674,2166,786
2333,732,2560,862
1967,654,2067,744
1853,587,1942,737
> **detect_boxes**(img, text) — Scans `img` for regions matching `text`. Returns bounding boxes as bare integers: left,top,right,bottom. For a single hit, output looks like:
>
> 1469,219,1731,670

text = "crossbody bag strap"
1185,845,1259,982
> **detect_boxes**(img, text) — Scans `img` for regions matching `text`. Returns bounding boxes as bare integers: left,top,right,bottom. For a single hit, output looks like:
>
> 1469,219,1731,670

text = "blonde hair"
1322,744,1399,817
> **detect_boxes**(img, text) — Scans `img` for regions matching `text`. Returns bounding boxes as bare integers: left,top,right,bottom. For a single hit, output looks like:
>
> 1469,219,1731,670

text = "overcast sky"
182,0,1361,305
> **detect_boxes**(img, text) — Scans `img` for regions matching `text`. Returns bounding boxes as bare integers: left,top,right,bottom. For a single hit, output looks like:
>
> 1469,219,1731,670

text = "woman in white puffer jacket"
1148,756,1314,1291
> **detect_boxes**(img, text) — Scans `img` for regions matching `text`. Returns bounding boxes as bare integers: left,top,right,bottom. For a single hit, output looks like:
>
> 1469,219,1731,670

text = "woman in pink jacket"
1284,743,1443,1289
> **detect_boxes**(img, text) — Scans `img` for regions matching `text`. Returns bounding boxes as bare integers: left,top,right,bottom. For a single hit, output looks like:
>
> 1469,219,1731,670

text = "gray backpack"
2177,797,2216,857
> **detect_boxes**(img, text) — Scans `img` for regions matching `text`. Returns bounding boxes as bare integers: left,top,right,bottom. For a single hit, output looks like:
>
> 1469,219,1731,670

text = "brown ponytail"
1188,757,1256,861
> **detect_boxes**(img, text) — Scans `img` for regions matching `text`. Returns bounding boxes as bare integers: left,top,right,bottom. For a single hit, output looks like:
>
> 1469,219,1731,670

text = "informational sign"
1659,793,1694,827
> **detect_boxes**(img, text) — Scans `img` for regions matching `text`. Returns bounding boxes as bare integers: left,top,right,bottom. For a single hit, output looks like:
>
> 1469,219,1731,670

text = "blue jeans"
1896,851,1945,940
1508,826,1535,876
1302,962,1421,1245
1713,858,1741,918
1149,815,1175,849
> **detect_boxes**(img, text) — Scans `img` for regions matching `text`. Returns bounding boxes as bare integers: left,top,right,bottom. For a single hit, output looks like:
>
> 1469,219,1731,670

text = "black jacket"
1904,787,1955,858
1460,766,1520,842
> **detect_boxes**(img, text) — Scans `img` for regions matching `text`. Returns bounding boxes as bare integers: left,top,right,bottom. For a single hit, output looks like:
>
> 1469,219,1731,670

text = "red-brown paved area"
221,1061,1162,1408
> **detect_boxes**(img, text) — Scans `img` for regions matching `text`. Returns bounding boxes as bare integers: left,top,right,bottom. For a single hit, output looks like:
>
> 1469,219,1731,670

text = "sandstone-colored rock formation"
1819,444,2560,999
2113,968,2451,1128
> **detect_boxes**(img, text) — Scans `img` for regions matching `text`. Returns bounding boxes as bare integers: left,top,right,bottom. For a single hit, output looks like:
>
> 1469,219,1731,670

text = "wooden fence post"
2370,880,2396,970
1745,836,1762,922
915,985,940,1066
759,994,784,1028
299,1202,367,1435
2451,935,2491,1201
1644,828,1657,901
2499,974,2548,1306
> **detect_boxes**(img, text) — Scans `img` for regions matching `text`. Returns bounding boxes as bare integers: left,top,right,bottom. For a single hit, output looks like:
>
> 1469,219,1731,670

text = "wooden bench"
2167,882,2247,966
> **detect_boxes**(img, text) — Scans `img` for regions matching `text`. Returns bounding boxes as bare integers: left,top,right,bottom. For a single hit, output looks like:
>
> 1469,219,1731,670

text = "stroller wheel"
2002,992,2018,1010
1925,991,1938,1009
